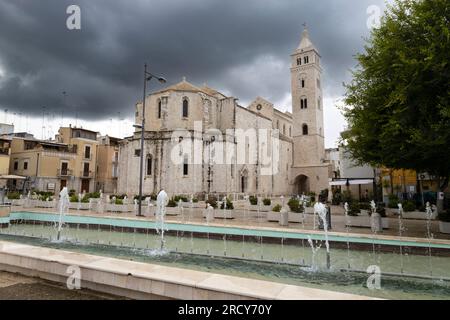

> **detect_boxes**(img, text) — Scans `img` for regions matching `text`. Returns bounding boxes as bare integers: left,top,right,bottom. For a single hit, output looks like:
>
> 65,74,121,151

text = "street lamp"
137,64,166,217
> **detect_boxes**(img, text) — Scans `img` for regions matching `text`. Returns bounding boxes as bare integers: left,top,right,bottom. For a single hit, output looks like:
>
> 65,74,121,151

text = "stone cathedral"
117,28,330,197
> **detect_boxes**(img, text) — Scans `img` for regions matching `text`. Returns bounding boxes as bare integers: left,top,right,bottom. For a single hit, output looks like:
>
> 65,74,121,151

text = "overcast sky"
0,0,390,147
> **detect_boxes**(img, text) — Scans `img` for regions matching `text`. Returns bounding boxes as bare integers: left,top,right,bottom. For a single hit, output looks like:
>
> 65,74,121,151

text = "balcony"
80,170,94,178
57,169,73,177
0,148,10,156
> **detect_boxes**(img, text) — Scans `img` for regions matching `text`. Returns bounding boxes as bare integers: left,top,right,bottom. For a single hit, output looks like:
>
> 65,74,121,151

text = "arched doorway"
294,175,309,195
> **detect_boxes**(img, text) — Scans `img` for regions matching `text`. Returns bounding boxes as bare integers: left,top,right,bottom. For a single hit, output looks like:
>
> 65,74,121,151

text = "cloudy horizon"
0,0,391,147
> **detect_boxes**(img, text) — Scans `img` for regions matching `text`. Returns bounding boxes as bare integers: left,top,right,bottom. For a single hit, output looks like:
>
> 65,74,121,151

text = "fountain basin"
0,240,375,300
2,211,450,299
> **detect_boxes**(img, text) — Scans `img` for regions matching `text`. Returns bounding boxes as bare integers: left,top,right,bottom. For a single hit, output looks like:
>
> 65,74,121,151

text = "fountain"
398,203,404,273
426,202,435,276
155,189,168,251
56,187,70,241
315,201,330,269
344,202,351,269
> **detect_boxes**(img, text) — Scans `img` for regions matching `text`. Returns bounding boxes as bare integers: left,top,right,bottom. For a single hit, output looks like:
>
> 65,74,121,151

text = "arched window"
182,98,189,118
302,79,305,88
283,124,286,135
157,100,162,119
297,57,302,66
302,124,308,135
304,56,309,64
317,98,321,110
300,98,308,109
276,120,279,129
289,126,292,137
146,155,153,176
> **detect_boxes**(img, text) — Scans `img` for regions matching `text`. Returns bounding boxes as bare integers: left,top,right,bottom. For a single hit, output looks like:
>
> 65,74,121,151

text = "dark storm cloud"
0,0,388,120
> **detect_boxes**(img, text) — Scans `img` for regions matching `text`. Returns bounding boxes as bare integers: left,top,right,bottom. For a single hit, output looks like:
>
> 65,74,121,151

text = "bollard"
279,208,289,226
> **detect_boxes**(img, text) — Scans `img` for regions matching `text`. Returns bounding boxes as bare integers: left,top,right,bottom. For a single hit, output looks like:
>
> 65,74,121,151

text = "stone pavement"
0,271,121,300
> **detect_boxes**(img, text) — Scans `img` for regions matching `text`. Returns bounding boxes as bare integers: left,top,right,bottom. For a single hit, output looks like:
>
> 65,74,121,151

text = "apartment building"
9,126,99,193
55,126,99,193
96,135,120,194
0,137,12,188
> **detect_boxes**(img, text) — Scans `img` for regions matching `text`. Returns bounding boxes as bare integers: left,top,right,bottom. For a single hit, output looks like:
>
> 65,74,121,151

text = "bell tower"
290,27,328,195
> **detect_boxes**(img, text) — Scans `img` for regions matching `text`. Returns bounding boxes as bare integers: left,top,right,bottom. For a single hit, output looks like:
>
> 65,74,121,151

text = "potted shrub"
345,202,389,229
287,198,303,223
69,195,89,210
267,204,282,222
359,202,371,215
261,198,272,212
165,198,180,216
247,195,260,211
438,211,450,234
7,192,24,206
215,198,235,219
401,201,436,220
249,195,258,205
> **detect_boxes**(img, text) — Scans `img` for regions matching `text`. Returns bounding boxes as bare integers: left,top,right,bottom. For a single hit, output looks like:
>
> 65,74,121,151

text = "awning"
329,180,347,186
329,179,374,186
0,175,27,180
349,179,373,185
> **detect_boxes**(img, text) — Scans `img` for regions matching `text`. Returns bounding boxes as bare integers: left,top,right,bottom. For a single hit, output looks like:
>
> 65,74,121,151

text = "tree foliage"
341,0,450,190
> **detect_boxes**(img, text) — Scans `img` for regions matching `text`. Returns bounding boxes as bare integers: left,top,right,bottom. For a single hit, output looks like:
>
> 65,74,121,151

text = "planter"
248,205,271,212
106,204,133,213
214,209,235,219
10,199,25,206
439,221,450,234
35,200,56,209
345,215,389,229
203,209,235,221
304,207,314,214
402,211,437,220
288,212,304,223
267,211,280,222
69,202,90,210
165,207,180,216
181,202,204,209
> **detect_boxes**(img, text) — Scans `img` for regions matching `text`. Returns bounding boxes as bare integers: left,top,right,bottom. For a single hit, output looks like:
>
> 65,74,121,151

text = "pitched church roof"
152,77,228,99
153,77,203,94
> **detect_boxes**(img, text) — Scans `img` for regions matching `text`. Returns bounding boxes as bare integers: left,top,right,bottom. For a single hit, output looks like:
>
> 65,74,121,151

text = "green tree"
341,0,450,193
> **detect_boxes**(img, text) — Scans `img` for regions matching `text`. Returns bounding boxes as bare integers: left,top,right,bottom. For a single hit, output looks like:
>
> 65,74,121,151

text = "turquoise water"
1,211,450,299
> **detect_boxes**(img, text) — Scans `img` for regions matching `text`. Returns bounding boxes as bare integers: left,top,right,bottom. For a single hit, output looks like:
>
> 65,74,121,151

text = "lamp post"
137,64,166,217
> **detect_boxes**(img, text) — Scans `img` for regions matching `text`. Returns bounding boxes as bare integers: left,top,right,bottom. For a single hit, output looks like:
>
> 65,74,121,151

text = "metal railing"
57,169,73,177
80,170,93,178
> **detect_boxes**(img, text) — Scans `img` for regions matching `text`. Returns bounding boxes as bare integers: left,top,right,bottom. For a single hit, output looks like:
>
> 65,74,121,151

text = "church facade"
117,28,330,198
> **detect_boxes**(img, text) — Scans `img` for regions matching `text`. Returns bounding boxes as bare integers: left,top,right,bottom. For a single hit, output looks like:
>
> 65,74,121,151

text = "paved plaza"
0,271,120,300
